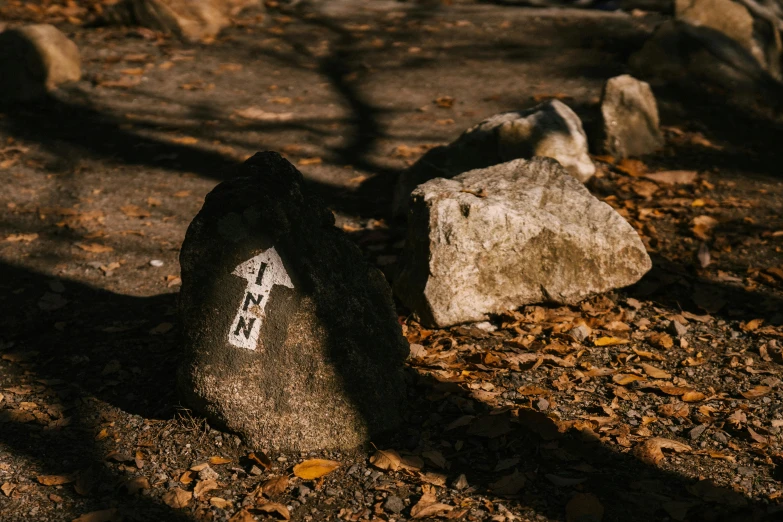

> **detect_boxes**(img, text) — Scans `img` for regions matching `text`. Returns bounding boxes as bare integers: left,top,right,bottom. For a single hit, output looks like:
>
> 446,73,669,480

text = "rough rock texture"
394,158,652,328
101,0,259,41
178,152,408,451
675,0,781,79
599,75,664,159
0,24,81,102
629,20,783,104
392,100,595,217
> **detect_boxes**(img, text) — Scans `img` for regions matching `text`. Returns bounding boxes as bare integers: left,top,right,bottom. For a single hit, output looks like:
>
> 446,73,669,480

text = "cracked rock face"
394,158,652,328
600,75,664,159
178,152,408,451
392,100,595,217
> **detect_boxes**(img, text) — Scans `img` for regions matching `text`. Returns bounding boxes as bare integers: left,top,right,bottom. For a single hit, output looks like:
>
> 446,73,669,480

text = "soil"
2,1,783,521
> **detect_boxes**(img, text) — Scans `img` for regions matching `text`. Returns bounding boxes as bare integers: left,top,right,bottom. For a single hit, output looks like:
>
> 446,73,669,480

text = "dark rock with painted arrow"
178,151,409,452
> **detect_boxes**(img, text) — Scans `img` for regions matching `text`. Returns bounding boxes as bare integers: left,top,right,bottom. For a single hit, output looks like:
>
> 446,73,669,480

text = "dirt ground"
2,1,783,521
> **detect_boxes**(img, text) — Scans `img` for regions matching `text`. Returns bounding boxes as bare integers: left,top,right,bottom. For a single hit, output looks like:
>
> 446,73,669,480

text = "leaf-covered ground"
2,1,783,521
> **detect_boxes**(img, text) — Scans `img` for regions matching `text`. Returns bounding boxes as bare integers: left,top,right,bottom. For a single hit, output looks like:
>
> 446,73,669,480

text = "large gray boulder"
392,100,595,217
675,0,781,79
0,24,81,102
599,75,664,159
629,20,783,104
394,158,651,328
178,152,408,451
100,0,259,41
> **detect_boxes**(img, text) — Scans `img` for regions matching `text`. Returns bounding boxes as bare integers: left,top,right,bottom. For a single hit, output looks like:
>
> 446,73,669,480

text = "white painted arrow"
227,247,294,350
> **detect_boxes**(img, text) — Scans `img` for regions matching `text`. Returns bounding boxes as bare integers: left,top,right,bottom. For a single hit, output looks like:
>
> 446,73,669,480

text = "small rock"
453,473,469,491
178,152,409,451
394,158,651,327
198,465,219,481
598,75,664,158
569,324,592,342
737,466,755,476
669,320,688,337
0,24,81,102
392,100,595,216
384,495,405,514
150,259,164,267
325,487,339,497
249,465,263,476
296,485,311,498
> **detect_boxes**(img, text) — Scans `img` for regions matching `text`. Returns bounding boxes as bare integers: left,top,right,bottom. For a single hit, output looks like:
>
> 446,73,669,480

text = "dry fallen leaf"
369,449,402,471
210,497,231,509
741,319,764,332
298,157,323,166
643,170,698,185
612,374,646,386
292,459,339,480
1,482,15,496
648,332,674,349
260,475,289,496
741,385,771,399
234,107,293,122
489,470,526,496
209,456,231,465
634,437,691,465
248,451,272,470
4,233,38,243
566,493,604,522
640,363,671,379
257,502,291,520
162,487,192,508
120,205,150,218
37,474,74,486
594,336,630,347
228,509,255,522
76,242,114,254
681,391,707,402
194,478,219,499
72,508,120,522
125,476,150,494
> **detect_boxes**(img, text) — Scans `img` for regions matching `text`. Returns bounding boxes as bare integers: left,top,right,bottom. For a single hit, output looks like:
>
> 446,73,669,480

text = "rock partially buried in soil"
629,20,783,105
675,0,781,79
392,100,595,217
100,0,260,42
394,157,651,328
178,151,409,451
0,24,81,102
599,75,664,159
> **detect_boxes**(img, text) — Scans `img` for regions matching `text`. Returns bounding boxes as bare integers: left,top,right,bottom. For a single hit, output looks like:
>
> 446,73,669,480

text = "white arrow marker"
228,247,293,350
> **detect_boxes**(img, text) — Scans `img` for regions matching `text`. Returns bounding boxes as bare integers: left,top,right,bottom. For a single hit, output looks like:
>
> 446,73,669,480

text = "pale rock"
630,21,783,103
675,0,781,78
599,75,664,159
0,24,81,102
101,0,260,41
392,100,595,217
394,158,651,328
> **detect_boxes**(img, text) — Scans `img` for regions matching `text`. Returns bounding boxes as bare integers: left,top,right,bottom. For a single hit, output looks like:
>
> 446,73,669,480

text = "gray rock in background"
675,0,781,79
178,152,408,451
394,158,651,328
599,75,664,159
0,24,81,102
100,0,260,42
392,100,595,217
629,20,783,104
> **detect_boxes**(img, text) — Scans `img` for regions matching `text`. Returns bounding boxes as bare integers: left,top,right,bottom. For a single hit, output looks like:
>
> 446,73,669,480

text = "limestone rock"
101,0,260,41
178,152,408,451
0,24,81,102
394,158,651,328
599,75,664,159
629,20,783,103
392,100,595,217
675,0,781,79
